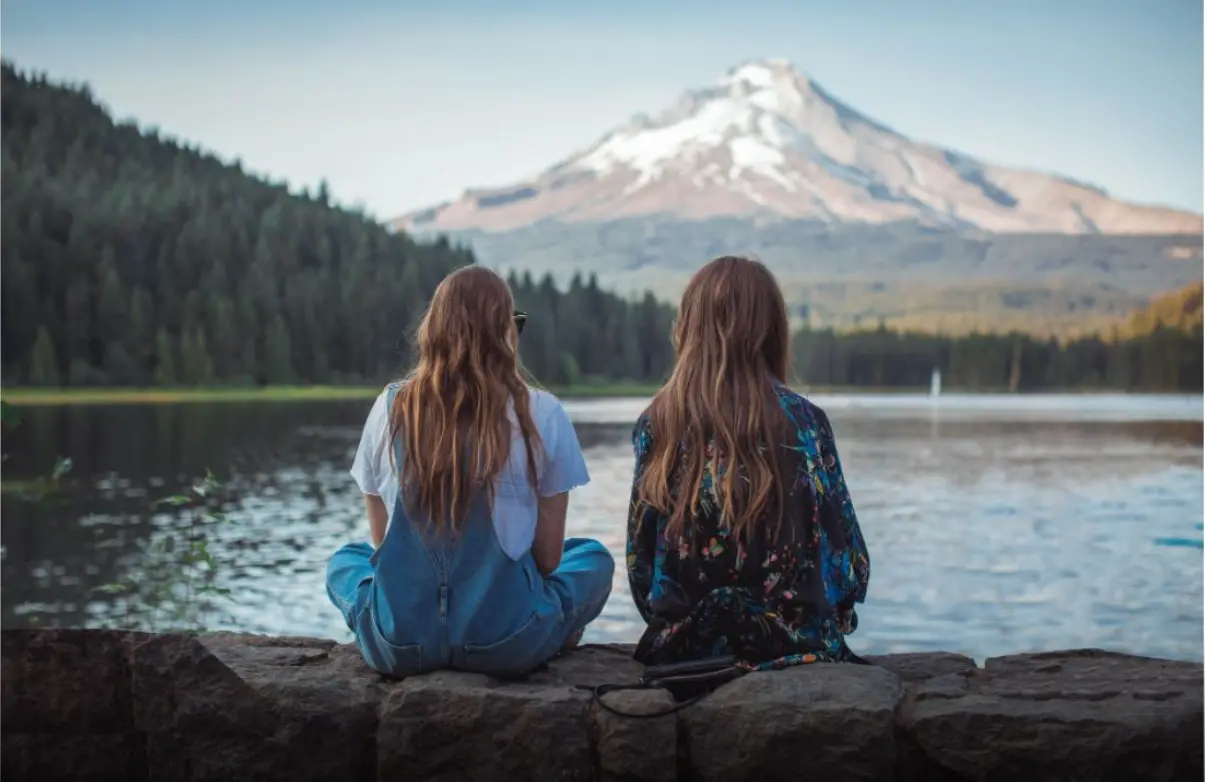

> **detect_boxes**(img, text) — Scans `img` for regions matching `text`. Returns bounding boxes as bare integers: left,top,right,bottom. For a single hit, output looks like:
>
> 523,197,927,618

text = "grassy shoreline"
2,384,1184,407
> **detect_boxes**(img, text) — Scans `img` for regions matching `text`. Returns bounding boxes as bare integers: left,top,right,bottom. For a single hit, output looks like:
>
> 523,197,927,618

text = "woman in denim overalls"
326,267,615,678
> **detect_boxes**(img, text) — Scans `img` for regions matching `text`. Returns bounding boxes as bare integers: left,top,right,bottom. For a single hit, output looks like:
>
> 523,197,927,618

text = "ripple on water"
2,394,1201,663
1153,537,1205,549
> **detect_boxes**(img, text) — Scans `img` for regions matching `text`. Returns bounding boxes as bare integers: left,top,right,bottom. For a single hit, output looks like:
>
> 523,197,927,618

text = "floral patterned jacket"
626,384,871,670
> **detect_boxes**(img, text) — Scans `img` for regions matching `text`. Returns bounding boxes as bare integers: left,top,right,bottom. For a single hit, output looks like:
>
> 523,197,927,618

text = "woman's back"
352,384,591,675
625,256,871,669
351,384,585,564
627,383,870,668
326,266,614,679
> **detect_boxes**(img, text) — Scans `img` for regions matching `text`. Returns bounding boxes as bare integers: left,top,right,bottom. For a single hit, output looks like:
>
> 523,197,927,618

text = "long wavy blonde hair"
390,266,541,534
636,256,792,542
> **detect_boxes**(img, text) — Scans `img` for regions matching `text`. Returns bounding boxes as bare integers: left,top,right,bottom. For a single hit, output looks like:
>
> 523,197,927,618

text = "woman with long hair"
627,256,870,669
327,266,614,678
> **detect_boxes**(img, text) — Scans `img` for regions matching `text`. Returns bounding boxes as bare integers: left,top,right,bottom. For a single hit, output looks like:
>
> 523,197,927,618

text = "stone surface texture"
2,629,1201,782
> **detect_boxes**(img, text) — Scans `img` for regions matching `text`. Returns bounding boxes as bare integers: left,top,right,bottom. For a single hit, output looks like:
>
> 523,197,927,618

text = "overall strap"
384,383,403,469
381,382,452,573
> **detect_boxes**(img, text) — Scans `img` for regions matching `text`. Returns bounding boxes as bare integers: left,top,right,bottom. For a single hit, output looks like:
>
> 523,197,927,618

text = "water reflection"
2,394,1202,663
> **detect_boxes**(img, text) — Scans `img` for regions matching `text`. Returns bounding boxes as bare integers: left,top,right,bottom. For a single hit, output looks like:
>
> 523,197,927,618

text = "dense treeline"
0,63,672,389
796,282,1202,392
794,319,1202,392
507,271,674,386
1,63,1199,394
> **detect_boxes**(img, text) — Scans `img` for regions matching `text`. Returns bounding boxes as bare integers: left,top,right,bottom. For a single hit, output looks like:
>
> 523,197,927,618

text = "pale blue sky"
3,0,1202,218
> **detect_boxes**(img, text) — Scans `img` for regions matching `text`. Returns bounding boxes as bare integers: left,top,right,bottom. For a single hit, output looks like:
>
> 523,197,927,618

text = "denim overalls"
326,388,614,678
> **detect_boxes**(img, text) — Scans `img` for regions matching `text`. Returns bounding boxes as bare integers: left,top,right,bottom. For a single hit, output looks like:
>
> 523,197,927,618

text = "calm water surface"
3,393,1202,663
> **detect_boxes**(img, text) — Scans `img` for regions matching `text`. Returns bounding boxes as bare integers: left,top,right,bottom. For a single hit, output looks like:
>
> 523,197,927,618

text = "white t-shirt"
350,385,590,559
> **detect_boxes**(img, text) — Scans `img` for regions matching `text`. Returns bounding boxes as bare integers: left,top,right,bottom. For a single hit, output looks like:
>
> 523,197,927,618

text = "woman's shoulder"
370,383,396,419
772,384,830,432
632,407,653,444
379,380,404,406
526,385,560,405
523,386,573,428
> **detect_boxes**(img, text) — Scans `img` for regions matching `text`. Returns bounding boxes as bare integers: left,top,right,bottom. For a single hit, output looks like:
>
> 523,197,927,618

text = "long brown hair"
390,266,542,534
636,256,792,542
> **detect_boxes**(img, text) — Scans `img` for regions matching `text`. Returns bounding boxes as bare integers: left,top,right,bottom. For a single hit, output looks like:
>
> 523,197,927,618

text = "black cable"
574,682,709,719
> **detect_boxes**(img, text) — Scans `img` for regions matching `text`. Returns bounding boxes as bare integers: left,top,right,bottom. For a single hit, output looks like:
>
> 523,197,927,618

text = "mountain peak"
397,61,1202,237
707,58,819,114
720,58,803,86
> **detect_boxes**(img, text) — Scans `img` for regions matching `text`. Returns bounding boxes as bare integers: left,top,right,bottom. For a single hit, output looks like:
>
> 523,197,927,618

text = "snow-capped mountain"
397,59,1201,236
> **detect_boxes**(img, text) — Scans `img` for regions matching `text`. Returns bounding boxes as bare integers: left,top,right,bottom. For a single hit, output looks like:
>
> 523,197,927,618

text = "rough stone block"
377,670,592,781
1,733,146,782
142,633,380,782
3,631,1202,782
865,651,977,682
681,662,905,782
0,628,133,734
899,648,1205,782
588,688,679,782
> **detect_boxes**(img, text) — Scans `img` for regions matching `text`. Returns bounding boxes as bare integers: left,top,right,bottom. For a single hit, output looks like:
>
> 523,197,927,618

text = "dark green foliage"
793,323,1202,393
93,469,235,632
27,326,59,386
0,62,676,390
0,62,1198,395
0,62,474,388
507,270,676,386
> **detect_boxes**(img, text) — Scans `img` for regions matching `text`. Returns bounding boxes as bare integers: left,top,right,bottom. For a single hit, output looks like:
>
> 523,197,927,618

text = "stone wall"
1,629,1201,781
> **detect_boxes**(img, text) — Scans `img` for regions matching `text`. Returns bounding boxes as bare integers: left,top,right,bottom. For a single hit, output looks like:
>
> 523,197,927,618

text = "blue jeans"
325,536,614,676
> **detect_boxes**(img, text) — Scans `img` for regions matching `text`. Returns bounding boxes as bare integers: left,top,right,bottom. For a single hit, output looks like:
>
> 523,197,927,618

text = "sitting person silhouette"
327,266,614,678
626,256,870,669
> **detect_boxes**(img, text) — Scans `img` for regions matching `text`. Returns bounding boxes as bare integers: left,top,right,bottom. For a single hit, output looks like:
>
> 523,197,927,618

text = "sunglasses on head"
513,311,527,336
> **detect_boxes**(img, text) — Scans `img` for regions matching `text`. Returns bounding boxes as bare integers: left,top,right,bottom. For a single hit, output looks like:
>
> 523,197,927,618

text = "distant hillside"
398,58,1202,334
439,218,1203,335
1121,282,1204,338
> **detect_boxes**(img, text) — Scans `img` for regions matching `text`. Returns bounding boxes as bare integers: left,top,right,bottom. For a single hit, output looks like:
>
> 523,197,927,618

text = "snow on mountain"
396,59,1202,236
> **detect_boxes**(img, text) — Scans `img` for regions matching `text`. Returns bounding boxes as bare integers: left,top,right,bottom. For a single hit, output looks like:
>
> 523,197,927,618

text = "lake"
2,393,1202,663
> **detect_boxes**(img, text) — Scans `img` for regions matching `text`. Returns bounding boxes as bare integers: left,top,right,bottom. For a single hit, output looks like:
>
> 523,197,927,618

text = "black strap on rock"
575,669,746,719
575,681,714,719
842,641,874,666
576,642,876,718
575,663,748,719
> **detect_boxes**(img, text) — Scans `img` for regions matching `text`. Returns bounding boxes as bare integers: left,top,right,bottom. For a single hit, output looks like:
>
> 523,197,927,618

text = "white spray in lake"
930,369,942,399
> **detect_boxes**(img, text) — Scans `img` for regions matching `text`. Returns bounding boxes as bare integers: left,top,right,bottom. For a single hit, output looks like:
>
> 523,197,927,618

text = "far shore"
0,384,1191,408
0,384,662,407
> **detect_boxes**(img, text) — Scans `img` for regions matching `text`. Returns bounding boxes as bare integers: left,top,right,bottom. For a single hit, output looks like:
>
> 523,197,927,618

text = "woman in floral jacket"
626,256,871,670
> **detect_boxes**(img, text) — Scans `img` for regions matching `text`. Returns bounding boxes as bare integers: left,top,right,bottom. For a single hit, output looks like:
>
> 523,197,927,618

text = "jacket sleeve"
815,406,871,613
625,414,657,623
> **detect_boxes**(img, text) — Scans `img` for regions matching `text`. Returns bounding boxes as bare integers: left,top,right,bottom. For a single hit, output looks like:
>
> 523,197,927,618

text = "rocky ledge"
1,630,1201,782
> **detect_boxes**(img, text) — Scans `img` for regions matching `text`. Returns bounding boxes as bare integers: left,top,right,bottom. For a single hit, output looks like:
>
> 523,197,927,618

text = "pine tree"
190,329,215,385
96,249,126,345
178,328,215,385
153,329,177,386
264,315,294,383
28,326,59,386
